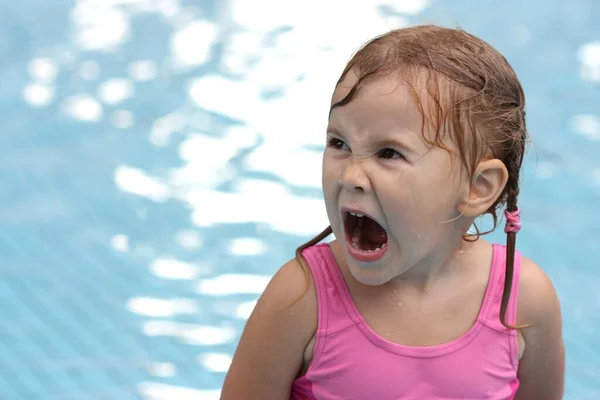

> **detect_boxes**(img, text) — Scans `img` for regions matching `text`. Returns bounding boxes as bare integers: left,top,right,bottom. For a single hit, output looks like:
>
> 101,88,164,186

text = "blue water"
0,0,598,399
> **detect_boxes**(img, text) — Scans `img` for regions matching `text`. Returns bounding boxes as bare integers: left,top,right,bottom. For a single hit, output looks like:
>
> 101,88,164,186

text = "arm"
514,258,565,400
221,258,317,400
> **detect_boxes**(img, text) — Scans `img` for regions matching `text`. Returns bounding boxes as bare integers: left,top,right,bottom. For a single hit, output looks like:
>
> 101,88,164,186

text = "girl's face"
322,73,472,286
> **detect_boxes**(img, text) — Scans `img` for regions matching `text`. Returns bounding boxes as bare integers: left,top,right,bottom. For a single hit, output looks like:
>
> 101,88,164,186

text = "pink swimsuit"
291,243,521,400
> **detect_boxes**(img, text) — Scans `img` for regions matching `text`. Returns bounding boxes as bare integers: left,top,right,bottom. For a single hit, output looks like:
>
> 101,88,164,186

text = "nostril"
338,180,365,192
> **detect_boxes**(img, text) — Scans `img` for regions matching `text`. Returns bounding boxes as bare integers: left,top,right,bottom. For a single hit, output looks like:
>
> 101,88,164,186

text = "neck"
385,221,482,294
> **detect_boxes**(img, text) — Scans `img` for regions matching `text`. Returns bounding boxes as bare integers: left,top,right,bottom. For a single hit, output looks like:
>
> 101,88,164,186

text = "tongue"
361,217,387,246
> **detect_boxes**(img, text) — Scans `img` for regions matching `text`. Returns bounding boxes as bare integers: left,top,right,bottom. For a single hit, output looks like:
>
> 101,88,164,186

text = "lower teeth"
352,228,361,247
351,240,387,252
350,221,387,252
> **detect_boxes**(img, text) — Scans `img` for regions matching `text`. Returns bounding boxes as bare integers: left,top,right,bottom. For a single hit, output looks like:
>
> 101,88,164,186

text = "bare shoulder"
514,256,565,400
254,256,317,311
221,257,317,400
516,256,562,326
250,256,319,333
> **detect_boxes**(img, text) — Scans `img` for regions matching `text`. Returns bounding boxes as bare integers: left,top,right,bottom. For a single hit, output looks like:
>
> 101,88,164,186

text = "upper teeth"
350,212,364,217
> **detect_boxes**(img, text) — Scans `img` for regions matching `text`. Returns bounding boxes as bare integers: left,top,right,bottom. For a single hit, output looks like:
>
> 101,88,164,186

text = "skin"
221,73,565,399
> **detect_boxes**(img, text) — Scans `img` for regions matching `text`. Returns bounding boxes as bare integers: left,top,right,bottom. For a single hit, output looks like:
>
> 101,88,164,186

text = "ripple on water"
151,258,200,280
142,321,236,346
227,238,267,256
578,40,600,83
138,382,221,400
127,297,199,318
196,274,270,296
198,352,233,373
570,114,600,141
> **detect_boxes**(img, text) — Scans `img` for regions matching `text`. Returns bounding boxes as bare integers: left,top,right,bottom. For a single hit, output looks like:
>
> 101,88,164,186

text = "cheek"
321,163,336,197
393,168,456,226
322,155,346,193
321,157,340,216
321,153,336,181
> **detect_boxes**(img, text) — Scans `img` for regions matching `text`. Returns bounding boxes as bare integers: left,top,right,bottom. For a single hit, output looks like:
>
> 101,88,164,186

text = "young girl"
221,25,565,400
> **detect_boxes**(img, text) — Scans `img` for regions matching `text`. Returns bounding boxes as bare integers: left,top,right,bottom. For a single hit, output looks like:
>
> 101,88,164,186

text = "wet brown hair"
294,25,528,329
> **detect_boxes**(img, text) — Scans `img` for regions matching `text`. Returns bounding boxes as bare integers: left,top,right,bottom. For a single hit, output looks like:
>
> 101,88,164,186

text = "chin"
346,261,394,286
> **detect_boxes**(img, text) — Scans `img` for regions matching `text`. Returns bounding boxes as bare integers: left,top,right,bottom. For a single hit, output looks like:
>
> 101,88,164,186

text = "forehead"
331,71,419,113
329,72,424,136
329,70,457,148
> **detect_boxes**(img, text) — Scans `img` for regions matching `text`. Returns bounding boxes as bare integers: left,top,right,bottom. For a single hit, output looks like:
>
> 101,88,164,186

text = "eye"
379,148,404,160
327,137,349,151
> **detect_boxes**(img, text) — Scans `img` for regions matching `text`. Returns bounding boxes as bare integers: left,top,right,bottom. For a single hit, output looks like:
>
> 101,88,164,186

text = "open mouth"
343,209,388,259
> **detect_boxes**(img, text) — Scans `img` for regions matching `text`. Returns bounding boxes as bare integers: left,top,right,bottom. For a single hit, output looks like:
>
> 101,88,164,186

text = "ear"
458,159,509,218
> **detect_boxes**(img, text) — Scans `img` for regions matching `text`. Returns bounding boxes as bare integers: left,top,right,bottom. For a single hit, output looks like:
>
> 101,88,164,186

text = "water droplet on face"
396,301,403,308
458,249,465,254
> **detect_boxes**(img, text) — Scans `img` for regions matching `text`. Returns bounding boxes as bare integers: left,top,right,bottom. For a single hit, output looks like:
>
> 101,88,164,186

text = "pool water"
0,0,598,399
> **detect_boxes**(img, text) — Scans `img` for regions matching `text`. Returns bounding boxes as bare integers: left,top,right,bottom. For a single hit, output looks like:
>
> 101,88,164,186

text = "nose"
338,160,371,193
